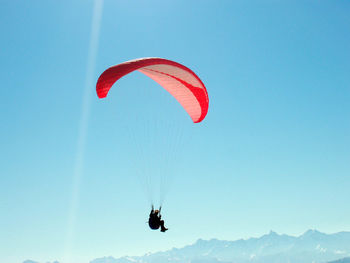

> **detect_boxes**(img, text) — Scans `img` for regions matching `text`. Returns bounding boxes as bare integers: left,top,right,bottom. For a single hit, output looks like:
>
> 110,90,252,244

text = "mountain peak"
195,238,206,244
259,230,280,240
269,230,278,236
302,229,323,237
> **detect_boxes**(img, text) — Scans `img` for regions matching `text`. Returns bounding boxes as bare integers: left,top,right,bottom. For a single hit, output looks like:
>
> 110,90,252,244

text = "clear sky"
1,1,349,263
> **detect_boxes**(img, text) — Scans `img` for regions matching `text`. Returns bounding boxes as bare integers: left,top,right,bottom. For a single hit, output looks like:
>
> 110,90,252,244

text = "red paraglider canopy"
96,57,209,123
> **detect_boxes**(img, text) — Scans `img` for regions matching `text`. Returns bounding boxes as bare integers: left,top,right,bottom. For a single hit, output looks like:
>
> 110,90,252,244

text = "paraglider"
149,206,168,232
96,57,209,123
96,57,209,232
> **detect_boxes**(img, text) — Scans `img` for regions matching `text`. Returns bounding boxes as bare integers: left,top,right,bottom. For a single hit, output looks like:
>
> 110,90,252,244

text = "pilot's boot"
161,226,168,232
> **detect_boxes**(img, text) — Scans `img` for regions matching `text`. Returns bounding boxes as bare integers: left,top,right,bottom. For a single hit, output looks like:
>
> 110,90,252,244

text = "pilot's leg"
160,220,168,232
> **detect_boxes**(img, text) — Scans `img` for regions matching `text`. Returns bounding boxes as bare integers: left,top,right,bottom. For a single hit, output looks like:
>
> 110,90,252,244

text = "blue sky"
0,1,350,263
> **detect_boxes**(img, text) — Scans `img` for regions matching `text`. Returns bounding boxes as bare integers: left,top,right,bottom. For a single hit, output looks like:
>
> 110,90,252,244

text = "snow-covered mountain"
90,230,350,263
328,258,350,263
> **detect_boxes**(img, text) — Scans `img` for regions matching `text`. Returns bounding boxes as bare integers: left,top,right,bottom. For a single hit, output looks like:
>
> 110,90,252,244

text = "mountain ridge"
22,230,350,263
90,229,350,263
